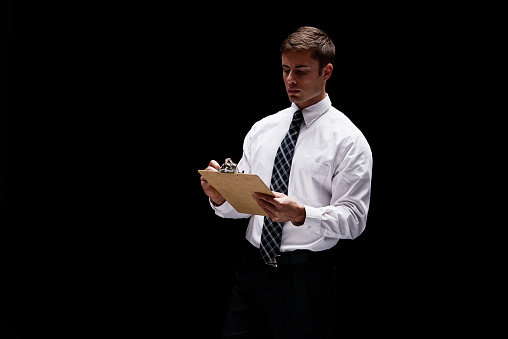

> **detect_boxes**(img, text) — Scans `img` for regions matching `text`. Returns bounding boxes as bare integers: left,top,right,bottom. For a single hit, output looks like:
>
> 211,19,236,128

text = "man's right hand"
200,160,226,206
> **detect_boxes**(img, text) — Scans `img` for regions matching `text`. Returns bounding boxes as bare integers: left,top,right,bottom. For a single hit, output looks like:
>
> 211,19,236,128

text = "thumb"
209,160,220,170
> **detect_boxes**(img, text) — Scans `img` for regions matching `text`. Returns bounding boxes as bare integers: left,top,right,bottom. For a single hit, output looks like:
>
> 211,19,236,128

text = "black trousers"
222,244,337,339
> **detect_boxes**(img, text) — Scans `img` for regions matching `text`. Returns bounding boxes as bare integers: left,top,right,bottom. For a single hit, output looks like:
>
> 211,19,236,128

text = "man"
200,26,372,339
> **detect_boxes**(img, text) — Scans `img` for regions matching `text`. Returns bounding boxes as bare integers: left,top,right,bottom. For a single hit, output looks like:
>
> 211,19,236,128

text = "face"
282,50,333,109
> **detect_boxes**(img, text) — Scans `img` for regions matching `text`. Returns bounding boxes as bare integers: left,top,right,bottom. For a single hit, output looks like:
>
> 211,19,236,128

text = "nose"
287,70,296,85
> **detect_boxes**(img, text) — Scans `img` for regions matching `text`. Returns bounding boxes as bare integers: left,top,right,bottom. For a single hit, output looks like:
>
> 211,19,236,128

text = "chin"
288,94,304,103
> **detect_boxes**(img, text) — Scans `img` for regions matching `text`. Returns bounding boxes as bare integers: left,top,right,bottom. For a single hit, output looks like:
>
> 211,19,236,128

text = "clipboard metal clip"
219,158,244,173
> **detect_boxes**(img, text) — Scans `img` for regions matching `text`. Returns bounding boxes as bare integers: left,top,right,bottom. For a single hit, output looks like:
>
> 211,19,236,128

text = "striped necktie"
260,110,304,264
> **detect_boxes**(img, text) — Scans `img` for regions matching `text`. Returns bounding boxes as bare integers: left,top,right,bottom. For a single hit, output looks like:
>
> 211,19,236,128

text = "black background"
4,5,465,338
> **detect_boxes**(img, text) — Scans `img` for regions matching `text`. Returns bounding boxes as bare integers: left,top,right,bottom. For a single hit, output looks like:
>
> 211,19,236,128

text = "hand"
200,160,226,206
253,192,306,226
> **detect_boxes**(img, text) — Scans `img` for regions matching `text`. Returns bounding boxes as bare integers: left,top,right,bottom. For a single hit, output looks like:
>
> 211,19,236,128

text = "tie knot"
292,110,304,124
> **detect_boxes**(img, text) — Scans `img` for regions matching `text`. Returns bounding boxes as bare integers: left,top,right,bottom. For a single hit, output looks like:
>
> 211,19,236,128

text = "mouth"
287,89,301,95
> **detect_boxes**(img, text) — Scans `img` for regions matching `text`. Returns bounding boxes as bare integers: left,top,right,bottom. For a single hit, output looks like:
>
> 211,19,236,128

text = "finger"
209,160,220,170
201,179,209,188
258,204,276,219
254,195,282,221
201,179,218,194
200,177,213,189
264,209,277,221
259,202,279,221
272,192,285,198
203,182,215,191
254,194,277,214
254,193,276,203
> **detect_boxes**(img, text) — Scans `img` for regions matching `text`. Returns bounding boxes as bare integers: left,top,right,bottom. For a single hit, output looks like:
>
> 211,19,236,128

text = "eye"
283,68,290,75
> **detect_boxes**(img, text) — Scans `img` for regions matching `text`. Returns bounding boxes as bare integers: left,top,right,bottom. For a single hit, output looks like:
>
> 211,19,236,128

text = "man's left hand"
253,192,306,226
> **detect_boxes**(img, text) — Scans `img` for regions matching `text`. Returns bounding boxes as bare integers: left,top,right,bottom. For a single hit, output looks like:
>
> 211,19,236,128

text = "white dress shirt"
211,95,372,252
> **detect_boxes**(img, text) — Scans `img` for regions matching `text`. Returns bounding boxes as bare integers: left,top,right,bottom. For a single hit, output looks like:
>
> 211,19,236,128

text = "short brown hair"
281,26,335,72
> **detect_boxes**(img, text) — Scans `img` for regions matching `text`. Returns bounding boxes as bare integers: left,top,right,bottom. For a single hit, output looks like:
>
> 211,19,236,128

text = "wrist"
291,204,306,226
211,197,226,207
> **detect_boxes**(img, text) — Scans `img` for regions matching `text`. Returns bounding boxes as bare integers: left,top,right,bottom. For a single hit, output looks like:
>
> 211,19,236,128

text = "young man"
200,26,372,339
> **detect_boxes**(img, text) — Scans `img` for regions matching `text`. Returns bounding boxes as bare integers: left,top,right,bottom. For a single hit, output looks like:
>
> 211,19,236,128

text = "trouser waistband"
246,243,336,269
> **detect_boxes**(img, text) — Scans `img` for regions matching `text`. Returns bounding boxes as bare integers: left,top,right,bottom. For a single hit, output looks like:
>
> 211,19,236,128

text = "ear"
322,63,333,81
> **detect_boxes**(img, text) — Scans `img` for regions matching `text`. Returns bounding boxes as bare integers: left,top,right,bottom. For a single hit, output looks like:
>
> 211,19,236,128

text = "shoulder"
327,107,360,132
249,107,292,135
326,107,371,155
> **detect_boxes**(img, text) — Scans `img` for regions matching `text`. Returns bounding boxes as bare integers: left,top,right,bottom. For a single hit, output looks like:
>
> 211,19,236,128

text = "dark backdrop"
6,6,443,338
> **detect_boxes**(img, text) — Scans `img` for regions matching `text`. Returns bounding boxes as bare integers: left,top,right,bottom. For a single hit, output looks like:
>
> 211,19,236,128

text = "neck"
295,92,326,110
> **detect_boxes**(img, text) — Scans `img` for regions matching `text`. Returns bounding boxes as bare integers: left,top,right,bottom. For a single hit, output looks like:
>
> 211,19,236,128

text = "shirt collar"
290,94,332,128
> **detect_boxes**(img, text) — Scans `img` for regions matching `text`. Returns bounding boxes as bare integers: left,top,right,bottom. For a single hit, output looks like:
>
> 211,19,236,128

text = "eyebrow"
282,64,310,68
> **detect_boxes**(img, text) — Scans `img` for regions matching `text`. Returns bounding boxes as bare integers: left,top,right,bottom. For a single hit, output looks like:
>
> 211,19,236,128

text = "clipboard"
198,170,274,216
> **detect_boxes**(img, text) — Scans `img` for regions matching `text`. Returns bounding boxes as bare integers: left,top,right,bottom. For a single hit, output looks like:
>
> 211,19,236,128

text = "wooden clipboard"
198,170,274,216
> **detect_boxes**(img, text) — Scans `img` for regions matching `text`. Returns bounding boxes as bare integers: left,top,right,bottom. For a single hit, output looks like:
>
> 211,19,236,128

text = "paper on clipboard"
198,170,274,216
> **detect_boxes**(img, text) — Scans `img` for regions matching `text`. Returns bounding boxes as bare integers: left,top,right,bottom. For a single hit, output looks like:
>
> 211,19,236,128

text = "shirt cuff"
301,205,321,231
300,205,336,238
209,198,235,217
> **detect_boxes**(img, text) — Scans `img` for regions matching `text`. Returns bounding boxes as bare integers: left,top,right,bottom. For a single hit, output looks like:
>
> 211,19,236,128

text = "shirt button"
307,226,312,230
